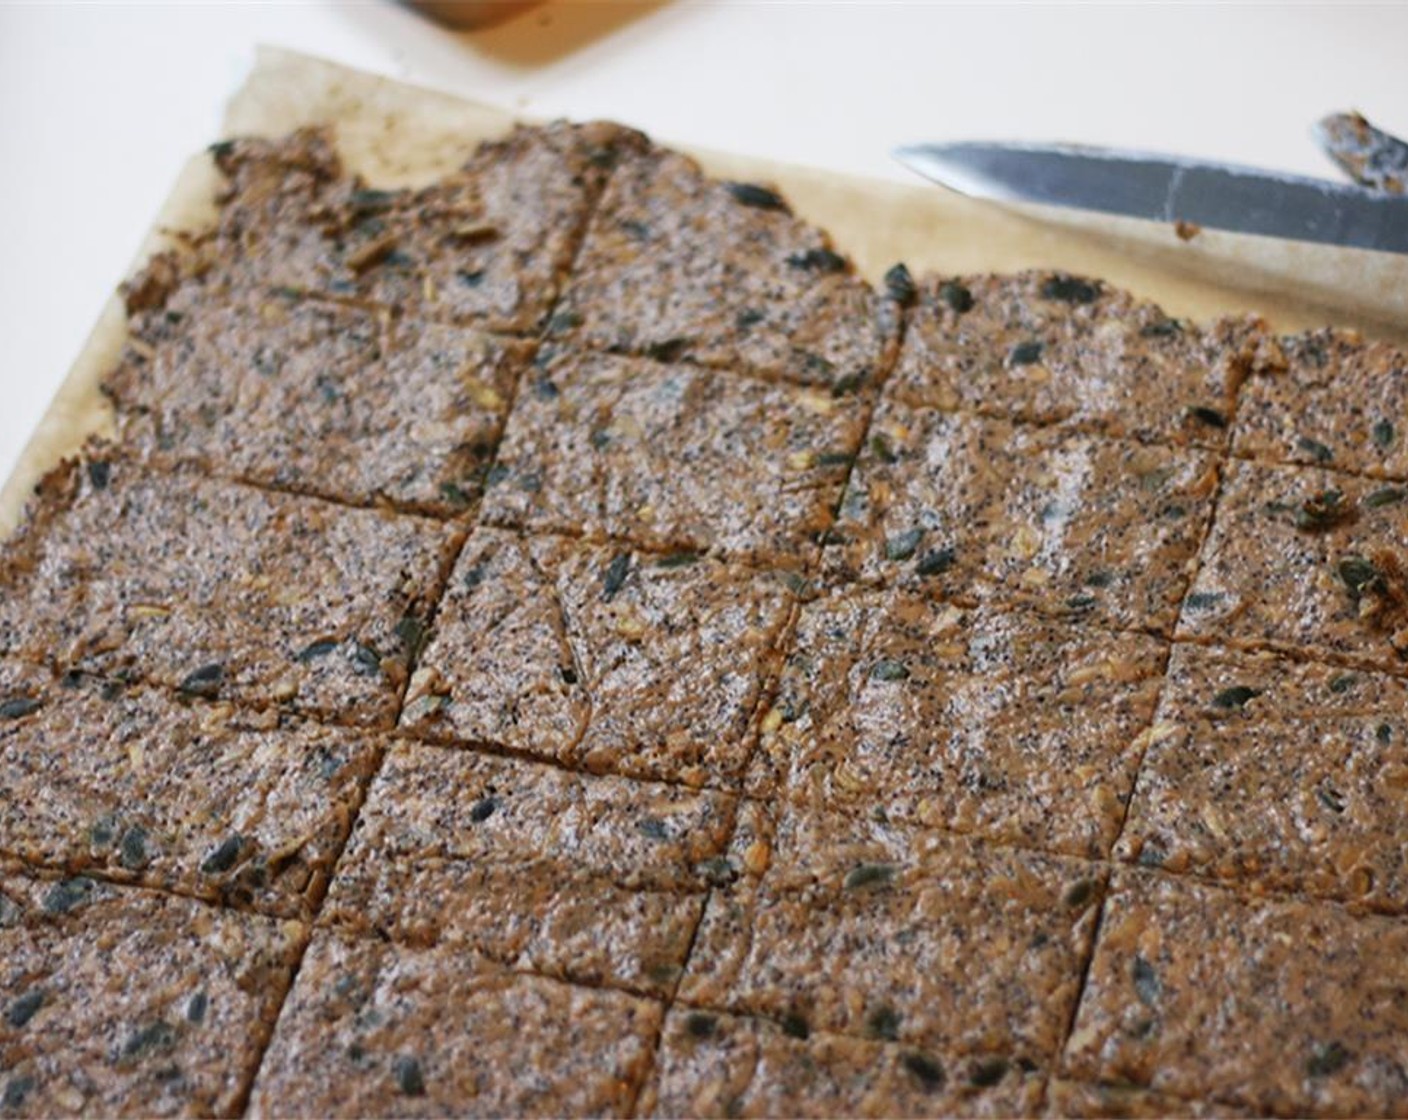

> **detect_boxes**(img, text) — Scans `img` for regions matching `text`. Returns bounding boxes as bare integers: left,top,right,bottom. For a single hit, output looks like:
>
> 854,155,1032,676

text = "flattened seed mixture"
640,1008,1045,1119
321,742,732,996
482,344,867,567
109,283,534,515
248,932,661,1118
400,526,794,786
0,458,460,729
890,271,1270,450
747,591,1166,858
1064,871,1408,1117
547,145,899,389
679,803,1104,1064
0,659,380,919
2,116,1406,1117
826,400,1220,634
1117,644,1408,911
0,867,304,1118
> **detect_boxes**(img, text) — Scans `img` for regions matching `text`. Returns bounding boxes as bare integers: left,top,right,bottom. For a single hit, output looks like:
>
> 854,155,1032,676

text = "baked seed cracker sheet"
3,45,1407,540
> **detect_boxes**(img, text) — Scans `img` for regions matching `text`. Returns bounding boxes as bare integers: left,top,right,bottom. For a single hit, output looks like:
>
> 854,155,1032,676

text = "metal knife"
894,141,1408,254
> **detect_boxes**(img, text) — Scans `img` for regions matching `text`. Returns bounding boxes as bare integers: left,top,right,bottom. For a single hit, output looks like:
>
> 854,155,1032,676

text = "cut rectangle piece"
401,527,794,786
1064,870,1408,1118
0,458,460,729
547,145,899,390
1116,644,1408,912
1177,457,1408,672
0,867,304,1118
679,803,1104,1062
889,271,1265,449
0,658,381,919
200,121,647,333
108,289,533,516
321,741,733,996
640,1008,1043,1119
247,930,662,1118
481,345,866,567
748,591,1167,858
1233,328,1408,481
825,401,1220,635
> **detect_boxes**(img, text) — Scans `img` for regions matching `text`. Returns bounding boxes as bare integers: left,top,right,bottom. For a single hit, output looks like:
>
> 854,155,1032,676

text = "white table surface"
2,0,1406,489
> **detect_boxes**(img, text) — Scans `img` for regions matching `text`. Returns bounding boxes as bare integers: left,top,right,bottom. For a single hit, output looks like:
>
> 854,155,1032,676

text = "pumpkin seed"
870,434,899,464
5,989,43,1029
1211,685,1260,710
781,1012,810,1040
684,1011,718,1038
87,460,112,489
1316,783,1347,814
1338,555,1381,597
177,663,224,699
295,640,339,664
885,528,924,561
1372,418,1395,449
351,643,384,677
1009,340,1044,366
937,281,973,314
0,696,40,720
870,660,910,682
1040,275,1099,304
122,1020,178,1061
644,337,690,362
601,553,631,601
186,991,208,1025
469,797,498,824
43,878,94,914
844,863,896,890
726,182,788,212
1363,487,1405,508
1132,955,1161,1006
1296,489,1354,531
1186,406,1227,429
1063,880,1095,908
787,248,847,273
902,1052,946,1090
969,1057,1010,1087
1306,1041,1351,1078
884,263,917,306
394,1055,426,1097
1297,436,1334,463
200,835,245,875
915,547,956,576
866,1005,901,1041
119,826,150,871
2,1076,34,1110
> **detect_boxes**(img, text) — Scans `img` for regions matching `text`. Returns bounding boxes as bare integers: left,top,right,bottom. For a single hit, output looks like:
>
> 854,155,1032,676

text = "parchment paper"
4,45,1404,538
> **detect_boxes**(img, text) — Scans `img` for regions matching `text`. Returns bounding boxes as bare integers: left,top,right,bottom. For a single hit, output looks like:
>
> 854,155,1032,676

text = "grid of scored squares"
3,114,1408,1118
0,126,904,1117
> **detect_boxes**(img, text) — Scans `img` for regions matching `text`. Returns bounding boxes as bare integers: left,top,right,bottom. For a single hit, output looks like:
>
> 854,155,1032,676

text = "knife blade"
894,141,1408,254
